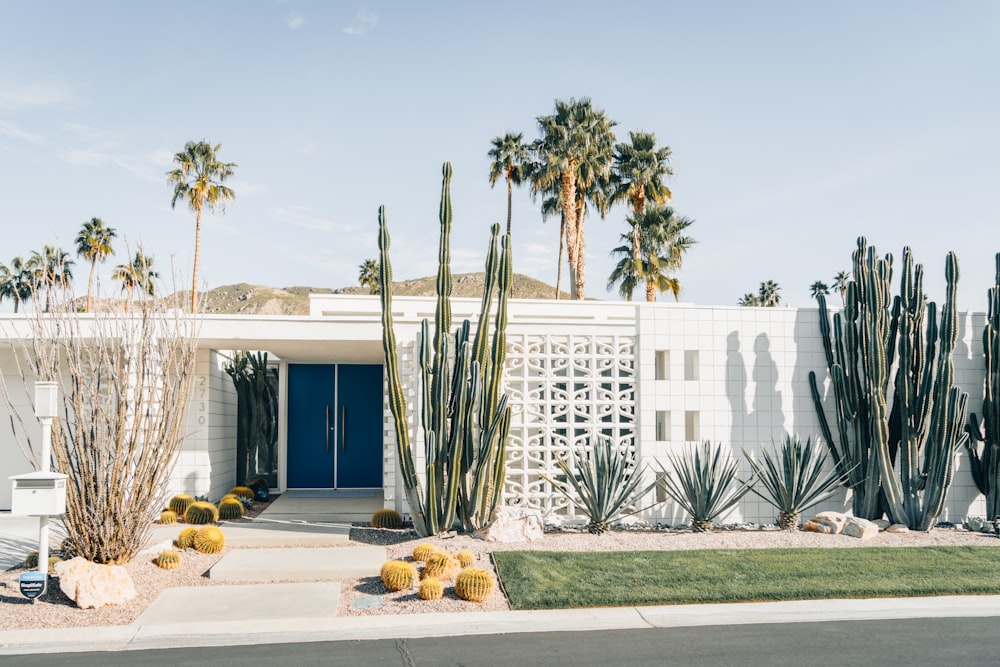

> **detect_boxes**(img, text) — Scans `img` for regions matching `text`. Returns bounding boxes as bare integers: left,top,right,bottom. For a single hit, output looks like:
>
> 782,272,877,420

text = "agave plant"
542,434,658,534
657,441,755,532
743,435,846,530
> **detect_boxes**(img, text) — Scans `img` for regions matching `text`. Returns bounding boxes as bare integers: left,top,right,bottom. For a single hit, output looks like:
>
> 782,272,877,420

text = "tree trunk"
13,296,19,314
646,281,657,302
631,196,644,273
86,259,97,312
560,167,580,300
506,175,513,237
555,212,565,300
573,199,586,300
191,203,203,313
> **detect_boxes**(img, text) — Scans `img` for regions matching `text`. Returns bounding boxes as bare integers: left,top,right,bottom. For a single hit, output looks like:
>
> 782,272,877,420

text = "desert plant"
966,253,1000,520
194,526,226,554
412,543,438,562
541,433,658,534
159,510,178,525
743,435,846,530
378,163,513,536
175,527,197,549
228,486,254,501
22,551,39,569
218,498,244,520
422,551,460,581
657,441,755,532
455,567,494,602
418,576,445,600
371,509,404,529
184,501,219,525
168,494,195,516
809,238,969,529
380,560,417,592
456,550,476,567
155,550,182,570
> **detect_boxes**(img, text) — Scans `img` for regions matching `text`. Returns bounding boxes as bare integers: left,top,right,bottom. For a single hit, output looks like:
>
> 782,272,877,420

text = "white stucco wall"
0,342,42,511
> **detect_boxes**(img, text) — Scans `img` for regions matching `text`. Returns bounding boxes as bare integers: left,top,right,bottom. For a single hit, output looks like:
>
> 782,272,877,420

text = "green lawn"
492,546,1000,610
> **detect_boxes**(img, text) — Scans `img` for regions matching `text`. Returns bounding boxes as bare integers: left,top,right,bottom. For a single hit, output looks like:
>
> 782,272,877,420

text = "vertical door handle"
325,405,331,454
341,405,347,451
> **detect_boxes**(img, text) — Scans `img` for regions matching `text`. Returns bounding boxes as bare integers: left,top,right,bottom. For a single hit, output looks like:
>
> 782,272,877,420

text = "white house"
1,295,989,525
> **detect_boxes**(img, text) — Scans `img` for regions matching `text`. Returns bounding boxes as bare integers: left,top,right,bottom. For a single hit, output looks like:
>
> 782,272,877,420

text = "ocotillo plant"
809,237,968,530
378,162,513,537
965,253,1000,520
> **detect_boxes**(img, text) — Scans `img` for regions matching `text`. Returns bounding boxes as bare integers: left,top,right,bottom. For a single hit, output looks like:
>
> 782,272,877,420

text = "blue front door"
286,364,383,489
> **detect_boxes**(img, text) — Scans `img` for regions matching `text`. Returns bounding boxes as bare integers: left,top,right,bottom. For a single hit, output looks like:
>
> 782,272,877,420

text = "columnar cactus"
966,253,1000,519
809,238,968,529
378,162,513,537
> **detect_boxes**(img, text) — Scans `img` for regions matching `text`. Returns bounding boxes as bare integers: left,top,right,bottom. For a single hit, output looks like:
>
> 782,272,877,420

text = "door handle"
325,405,331,454
341,405,346,452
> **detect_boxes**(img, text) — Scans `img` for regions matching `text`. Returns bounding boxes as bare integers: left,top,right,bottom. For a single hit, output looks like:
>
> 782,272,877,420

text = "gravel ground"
3,522,997,631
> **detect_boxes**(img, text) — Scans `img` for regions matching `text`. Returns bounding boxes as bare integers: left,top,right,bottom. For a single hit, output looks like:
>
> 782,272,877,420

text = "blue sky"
1,1,997,310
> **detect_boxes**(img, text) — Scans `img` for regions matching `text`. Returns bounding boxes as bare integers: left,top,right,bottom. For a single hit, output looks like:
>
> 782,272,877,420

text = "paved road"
5,617,994,666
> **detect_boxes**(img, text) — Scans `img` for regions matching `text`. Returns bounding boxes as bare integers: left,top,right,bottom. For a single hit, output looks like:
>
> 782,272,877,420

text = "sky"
1,1,997,311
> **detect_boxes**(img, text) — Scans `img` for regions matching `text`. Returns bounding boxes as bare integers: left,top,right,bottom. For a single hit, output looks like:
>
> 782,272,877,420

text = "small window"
684,411,700,441
656,411,671,442
655,351,670,381
684,350,699,381
655,471,669,503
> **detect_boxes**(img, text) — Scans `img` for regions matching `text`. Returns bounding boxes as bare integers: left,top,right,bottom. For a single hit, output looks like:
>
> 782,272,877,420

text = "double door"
286,364,383,489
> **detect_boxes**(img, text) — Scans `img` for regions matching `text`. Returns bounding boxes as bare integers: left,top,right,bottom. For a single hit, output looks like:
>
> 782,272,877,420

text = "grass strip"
493,546,1000,610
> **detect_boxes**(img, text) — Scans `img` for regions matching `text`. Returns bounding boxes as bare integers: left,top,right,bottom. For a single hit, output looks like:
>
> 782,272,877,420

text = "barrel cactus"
418,576,445,600
220,493,240,503
371,508,404,529
156,550,182,570
380,560,418,592
421,551,460,581
184,501,219,525
456,550,476,567
176,527,198,549
194,526,226,554
455,567,494,602
168,493,195,516
22,551,38,569
412,543,437,562
159,510,178,525
229,486,255,501
218,498,245,520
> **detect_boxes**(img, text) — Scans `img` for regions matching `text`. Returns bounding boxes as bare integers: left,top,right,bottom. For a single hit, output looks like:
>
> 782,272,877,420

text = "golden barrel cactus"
370,508,404,529
421,552,460,581
194,526,226,554
156,550,182,570
168,493,195,516
418,577,444,600
176,527,198,549
456,550,476,567
380,560,417,592
455,567,494,602
218,498,245,520
159,510,178,525
229,486,255,501
184,501,219,525
411,543,437,562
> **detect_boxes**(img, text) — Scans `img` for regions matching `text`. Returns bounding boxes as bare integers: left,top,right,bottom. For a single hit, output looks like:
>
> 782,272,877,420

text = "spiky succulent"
184,501,219,525
168,493,195,515
381,560,418,592
418,576,444,600
657,441,755,532
159,510,178,525
194,526,226,554
156,550,182,570
455,567,494,602
218,498,245,520
371,508,404,529
175,527,198,549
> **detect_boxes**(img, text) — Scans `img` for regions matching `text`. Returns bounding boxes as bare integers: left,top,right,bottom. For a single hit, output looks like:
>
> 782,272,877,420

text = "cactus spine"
370,508,404,529
218,498,244,520
966,253,1000,519
378,162,513,537
418,576,444,600
155,550,182,570
159,510,178,525
809,238,968,529
168,493,195,515
454,567,494,602
194,526,226,554
380,560,417,592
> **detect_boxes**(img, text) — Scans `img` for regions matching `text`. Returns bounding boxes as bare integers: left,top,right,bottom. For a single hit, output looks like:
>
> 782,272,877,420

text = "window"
655,350,670,380
684,350,699,381
656,411,670,442
684,411,700,441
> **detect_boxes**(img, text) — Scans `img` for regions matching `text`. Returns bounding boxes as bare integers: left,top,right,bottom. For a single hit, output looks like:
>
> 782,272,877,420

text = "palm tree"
75,217,117,312
809,280,829,301
358,258,380,295
612,131,673,272
607,204,695,302
758,280,782,307
168,140,237,313
28,246,74,312
738,293,761,307
0,257,34,313
112,251,158,311
487,132,532,237
532,98,616,300
832,270,850,305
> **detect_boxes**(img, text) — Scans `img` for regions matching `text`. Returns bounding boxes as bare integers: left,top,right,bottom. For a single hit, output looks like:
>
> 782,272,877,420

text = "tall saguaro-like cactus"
809,237,968,530
966,253,1000,519
378,162,513,537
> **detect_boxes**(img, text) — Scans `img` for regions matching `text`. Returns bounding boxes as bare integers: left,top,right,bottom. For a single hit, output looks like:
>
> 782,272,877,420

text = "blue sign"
19,571,46,600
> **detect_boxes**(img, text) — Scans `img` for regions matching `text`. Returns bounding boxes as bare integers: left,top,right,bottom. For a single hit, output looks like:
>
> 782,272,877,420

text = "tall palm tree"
607,204,695,302
758,280,782,307
738,293,761,307
487,132,532,237
612,131,673,271
112,251,158,311
532,98,616,300
358,258,380,295
832,270,850,305
168,140,237,313
809,280,829,301
28,246,74,312
75,217,117,312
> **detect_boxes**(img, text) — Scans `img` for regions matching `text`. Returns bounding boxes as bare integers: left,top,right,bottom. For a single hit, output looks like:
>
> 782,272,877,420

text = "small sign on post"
19,571,46,600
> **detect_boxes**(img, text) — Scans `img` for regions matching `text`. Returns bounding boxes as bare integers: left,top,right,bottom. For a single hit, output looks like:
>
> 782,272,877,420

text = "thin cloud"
343,7,378,36
0,81,73,111
286,13,305,30
0,119,47,145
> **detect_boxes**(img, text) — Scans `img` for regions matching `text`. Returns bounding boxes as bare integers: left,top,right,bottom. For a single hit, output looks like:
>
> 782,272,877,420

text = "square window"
684,350,699,381
655,351,670,381
685,411,700,441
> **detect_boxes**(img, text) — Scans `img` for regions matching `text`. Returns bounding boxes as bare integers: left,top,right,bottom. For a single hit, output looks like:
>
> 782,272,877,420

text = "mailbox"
10,471,68,516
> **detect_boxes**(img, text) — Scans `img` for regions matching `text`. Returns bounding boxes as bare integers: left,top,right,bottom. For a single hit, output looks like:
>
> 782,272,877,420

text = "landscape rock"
54,557,137,609
873,519,891,531
843,517,879,540
802,511,848,534
475,507,545,543
886,523,910,534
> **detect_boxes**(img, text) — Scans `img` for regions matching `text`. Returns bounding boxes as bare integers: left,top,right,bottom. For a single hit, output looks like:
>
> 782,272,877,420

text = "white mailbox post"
8,381,62,597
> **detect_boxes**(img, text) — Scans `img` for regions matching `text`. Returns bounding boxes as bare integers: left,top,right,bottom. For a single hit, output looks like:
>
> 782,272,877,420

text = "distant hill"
194,273,569,315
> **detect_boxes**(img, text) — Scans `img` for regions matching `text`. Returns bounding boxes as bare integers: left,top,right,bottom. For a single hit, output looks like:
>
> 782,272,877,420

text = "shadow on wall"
752,332,784,442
